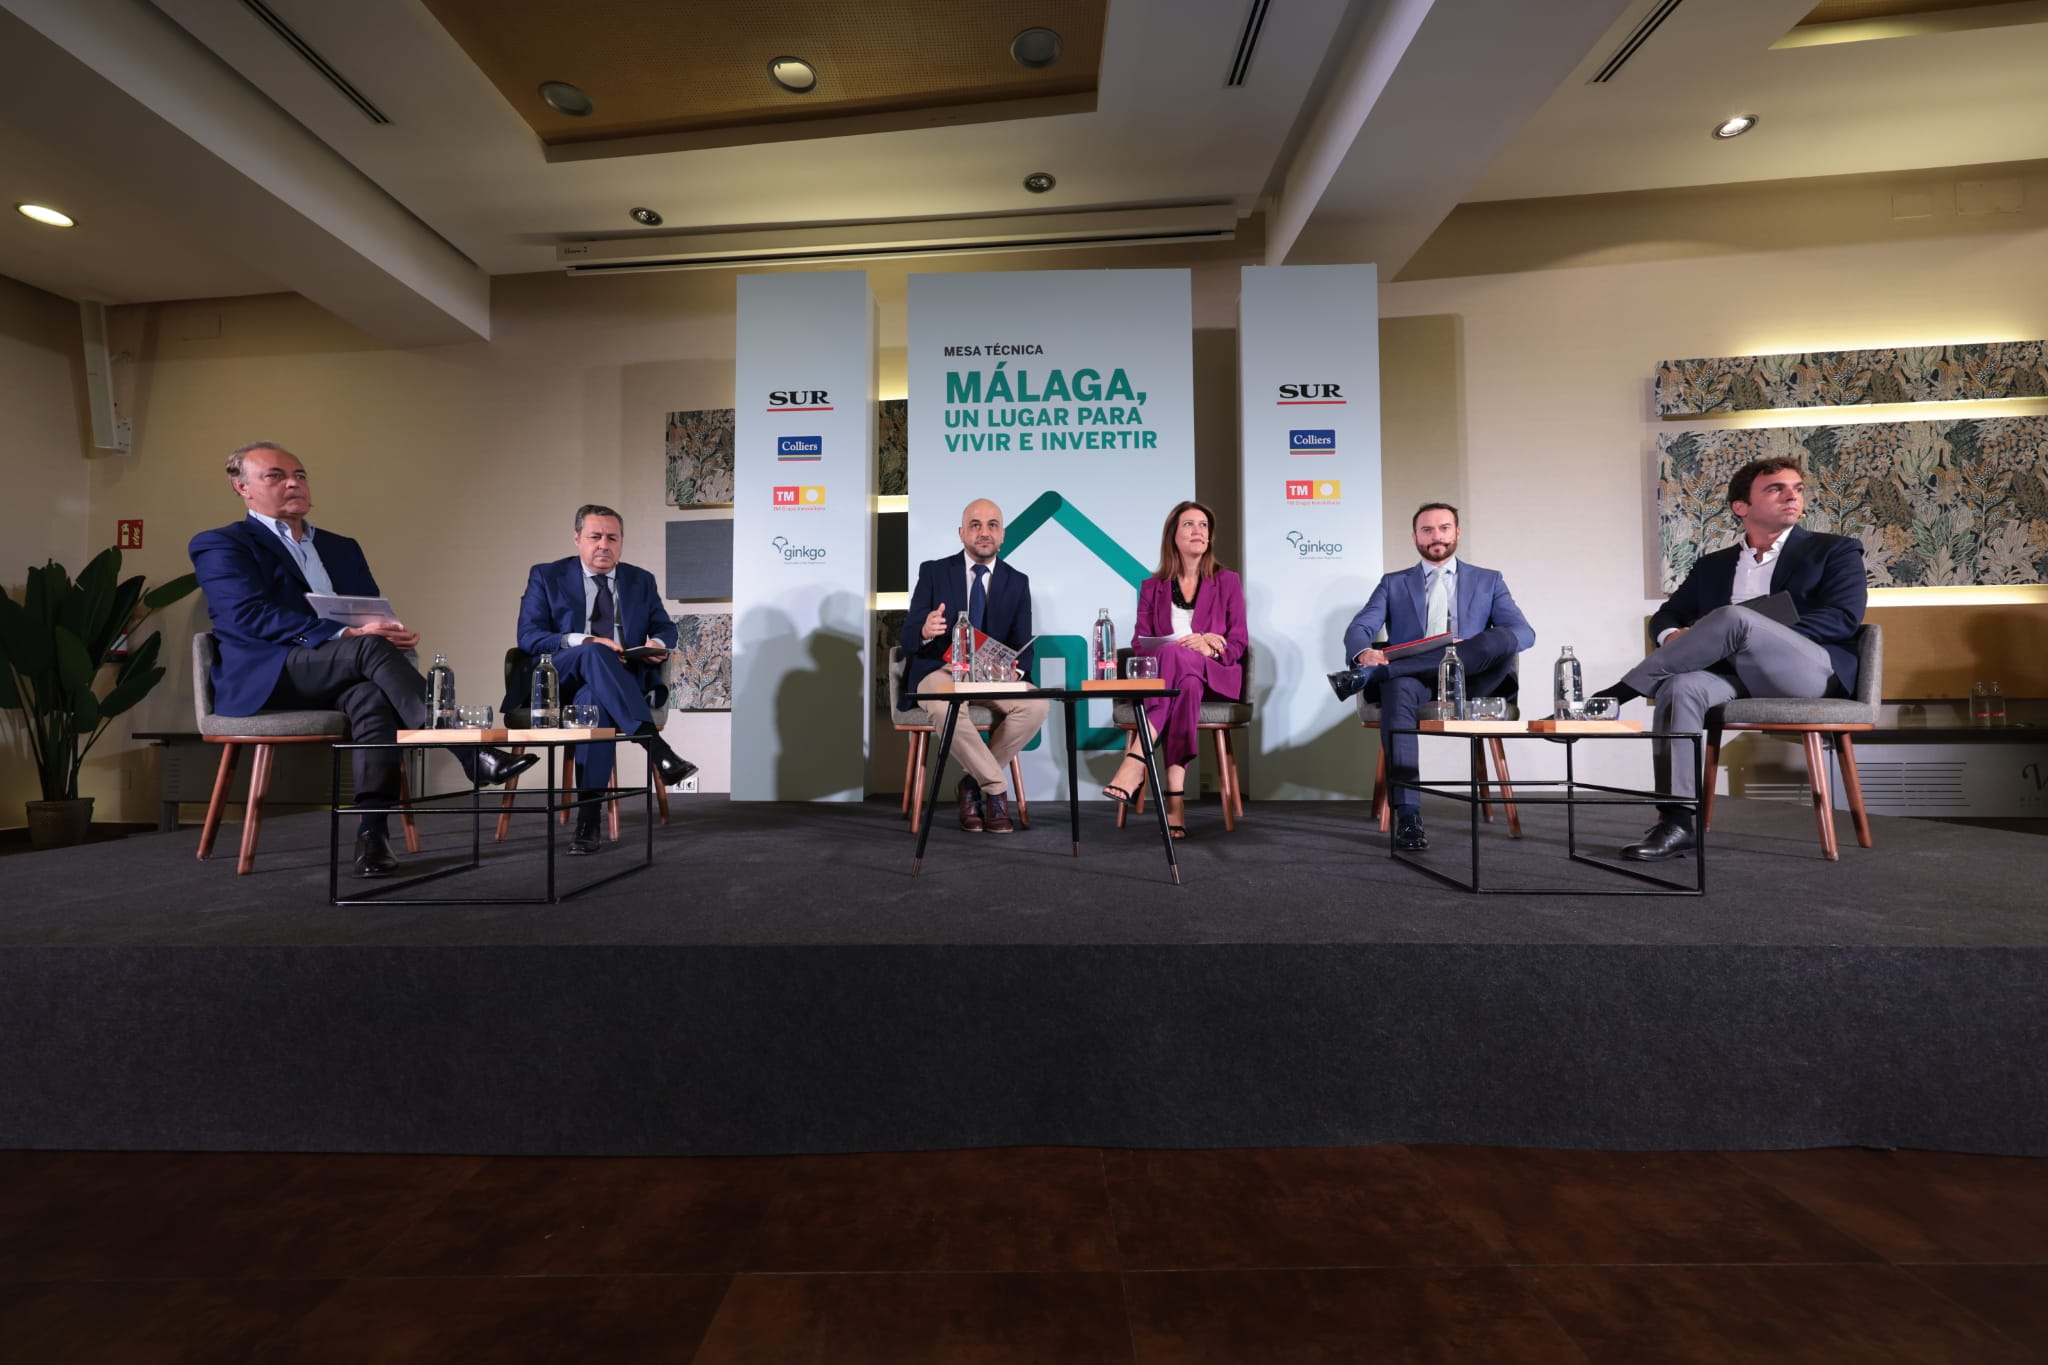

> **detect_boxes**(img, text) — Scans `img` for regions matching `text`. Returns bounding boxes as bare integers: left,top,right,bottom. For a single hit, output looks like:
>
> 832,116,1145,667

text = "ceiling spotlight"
1010,27,1063,69
1712,114,1759,139
629,207,663,226
1022,172,1056,194
539,81,594,117
17,203,75,227
768,56,817,93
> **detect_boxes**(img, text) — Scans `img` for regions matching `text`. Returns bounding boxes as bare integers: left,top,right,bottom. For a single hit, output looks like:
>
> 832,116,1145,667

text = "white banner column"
1238,264,1382,798
732,272,877,801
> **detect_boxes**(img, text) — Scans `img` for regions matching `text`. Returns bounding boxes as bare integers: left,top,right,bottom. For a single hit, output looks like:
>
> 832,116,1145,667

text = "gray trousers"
1622,605,1834,799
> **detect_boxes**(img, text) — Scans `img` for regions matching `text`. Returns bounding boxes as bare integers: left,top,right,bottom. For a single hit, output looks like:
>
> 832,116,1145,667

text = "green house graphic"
997,490,1150,751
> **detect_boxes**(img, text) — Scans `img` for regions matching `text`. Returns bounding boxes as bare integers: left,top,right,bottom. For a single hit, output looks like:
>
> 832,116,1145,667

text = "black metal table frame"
329,738,652,905
902,686,1183,885
1387,728,1706,895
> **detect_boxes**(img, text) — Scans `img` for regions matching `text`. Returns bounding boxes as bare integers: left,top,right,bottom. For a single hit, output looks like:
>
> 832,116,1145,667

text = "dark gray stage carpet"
2,797,2043,1157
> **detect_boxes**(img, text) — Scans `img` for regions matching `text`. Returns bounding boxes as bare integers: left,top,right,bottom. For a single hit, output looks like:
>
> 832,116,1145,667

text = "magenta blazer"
1135,568,1249,701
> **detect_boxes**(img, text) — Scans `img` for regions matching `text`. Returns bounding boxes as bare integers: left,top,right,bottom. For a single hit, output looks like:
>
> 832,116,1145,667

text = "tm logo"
1285,479,1342,503
1286,531,1343,559
771,536,826,562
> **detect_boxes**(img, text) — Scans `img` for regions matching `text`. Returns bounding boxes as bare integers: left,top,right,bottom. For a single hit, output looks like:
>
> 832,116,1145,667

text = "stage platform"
2,796,2042,1157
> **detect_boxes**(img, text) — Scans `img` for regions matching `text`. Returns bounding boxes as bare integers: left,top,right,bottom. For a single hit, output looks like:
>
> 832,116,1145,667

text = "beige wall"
23,199,2046,817
0,274,91,817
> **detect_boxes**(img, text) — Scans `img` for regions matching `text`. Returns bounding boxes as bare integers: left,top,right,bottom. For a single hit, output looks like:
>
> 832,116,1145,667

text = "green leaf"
0,657,19,709
142,572,200,610
0,592,52,679
99,663,164,720
53,625,94,697
120,629,163,677
65,547,119,645
72,687,101,733
95,576,146,661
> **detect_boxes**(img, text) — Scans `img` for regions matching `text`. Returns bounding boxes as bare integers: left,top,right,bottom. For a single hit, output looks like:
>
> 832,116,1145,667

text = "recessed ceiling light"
1023,172,1056,194
768,57,817,93
539,81,594,117
16,203,75,228
629,207,663,226
1010,27,1063,69
1712,114,1759,139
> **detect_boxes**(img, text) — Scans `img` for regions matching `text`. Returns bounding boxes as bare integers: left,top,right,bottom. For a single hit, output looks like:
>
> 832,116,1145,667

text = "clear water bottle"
1553,644,1584,720
949,611,973,683
1971,680,1990,726
1092,608,1117,681
425,653,457,728
1438,642,1468,721
531,652,560,727
1989,680,2007,727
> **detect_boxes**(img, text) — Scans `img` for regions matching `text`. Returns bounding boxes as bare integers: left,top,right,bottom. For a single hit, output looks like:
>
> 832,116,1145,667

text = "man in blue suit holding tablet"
189,442,536,877
899,497,1047,835
512,504,694,856
1333,502,1536,852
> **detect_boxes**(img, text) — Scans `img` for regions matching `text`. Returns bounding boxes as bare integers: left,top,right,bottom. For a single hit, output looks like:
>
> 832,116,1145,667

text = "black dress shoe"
568,810,603,855
1328,663,1384,703
353,828,399,878
471,747,539,787
1394,810,1428,852
642,736,698,787
1622,819,1697,861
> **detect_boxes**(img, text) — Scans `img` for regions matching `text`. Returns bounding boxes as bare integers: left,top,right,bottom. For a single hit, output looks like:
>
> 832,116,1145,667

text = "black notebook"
1740,591,1800,629
621,644,671,663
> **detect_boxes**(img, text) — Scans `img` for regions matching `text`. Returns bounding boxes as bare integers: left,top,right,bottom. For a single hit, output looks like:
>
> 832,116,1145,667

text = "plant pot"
26,797,94,851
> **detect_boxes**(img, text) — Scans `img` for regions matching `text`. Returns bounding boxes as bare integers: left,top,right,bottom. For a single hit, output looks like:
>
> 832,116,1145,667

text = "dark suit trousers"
1373,626,1520,815
551,643,656,791
270,635,428,815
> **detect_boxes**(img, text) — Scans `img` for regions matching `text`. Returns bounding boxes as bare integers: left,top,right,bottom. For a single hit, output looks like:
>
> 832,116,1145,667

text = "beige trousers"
918,697,1049,795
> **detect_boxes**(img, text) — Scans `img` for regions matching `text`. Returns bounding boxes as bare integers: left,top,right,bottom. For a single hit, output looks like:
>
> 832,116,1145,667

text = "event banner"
1238,264,1382,798
731,272,876,801
907,270,1195,796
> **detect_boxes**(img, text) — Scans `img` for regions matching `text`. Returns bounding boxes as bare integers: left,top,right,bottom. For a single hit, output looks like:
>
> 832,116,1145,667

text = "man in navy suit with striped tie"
512,504,694,856
1333,502,1536,852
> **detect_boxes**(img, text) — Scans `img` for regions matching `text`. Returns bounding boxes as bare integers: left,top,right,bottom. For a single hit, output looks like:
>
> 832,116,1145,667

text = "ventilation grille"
564,227,1238,276
1226,0,1272,86
1591,0,1685,82
1854,760,1968,808
240,0,390,124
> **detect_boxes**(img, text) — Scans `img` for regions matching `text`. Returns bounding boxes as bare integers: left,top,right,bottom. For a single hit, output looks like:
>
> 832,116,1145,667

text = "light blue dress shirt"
251,512,336,597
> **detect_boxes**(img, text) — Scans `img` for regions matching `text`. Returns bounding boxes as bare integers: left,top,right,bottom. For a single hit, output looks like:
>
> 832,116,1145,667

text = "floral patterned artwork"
1655,341,2048,416
1656,417,2048,591
665,409,735,508
878,399,908,496
668,613,732,710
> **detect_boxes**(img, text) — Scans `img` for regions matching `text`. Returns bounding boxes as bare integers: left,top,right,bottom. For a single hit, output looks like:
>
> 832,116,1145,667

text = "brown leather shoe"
957,777,984,832
983,791,1015,834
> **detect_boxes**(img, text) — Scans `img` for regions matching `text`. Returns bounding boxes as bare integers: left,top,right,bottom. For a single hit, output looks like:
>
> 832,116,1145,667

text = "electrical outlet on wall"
671,774,698,794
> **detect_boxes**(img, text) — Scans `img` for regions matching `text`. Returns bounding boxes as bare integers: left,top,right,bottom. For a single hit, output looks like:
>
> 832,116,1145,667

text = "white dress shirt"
564,564,623,648
1732,526,1791,605
250,512,335,597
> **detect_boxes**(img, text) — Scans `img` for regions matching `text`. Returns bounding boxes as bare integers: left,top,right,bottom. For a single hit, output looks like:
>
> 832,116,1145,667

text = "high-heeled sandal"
1166,788,1187,840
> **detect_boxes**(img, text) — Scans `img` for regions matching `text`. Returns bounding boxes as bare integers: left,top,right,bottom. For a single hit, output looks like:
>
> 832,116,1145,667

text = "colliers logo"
777,435,823,461
772,485,827,508
1276,383,1345,405
771,536,827,562
1285,479,1342,503
1286,531,1343,559
1288,428,1337,455
766,389,832,412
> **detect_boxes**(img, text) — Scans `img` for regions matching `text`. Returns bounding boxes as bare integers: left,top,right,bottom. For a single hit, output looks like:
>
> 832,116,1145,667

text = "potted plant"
0,548,198,849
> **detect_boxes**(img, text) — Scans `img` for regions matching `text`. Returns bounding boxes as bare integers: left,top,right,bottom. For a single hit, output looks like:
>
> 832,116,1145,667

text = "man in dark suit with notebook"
899,497,1047,834
189,442,535,877
512,504,693,855
1596,457,1868,861
1335,503,1537,852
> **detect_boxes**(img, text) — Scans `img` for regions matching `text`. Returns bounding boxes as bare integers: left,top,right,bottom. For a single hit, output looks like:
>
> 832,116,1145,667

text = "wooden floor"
2,1144,2045,1362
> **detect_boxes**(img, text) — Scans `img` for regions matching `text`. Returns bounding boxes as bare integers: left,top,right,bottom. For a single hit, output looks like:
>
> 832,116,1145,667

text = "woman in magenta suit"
1103,499,1248,837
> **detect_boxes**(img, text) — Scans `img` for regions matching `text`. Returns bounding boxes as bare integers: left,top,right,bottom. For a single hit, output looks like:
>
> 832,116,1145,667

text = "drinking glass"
457,704,494,729
1581,696,1620,721
1125,655,1160,681
1468,696,1507,721
565,702,600,728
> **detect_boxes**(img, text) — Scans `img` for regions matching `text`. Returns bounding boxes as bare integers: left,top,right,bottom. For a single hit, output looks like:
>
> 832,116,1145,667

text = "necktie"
1426,568,1449,638
592,574,616,642
969,564,988,633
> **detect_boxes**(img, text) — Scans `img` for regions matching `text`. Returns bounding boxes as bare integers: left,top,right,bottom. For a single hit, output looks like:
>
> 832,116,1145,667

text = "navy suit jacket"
189,517,381,717
1342,560,1536,665
1649,526,1866,694
899,554,1035,708
510,556,676,706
